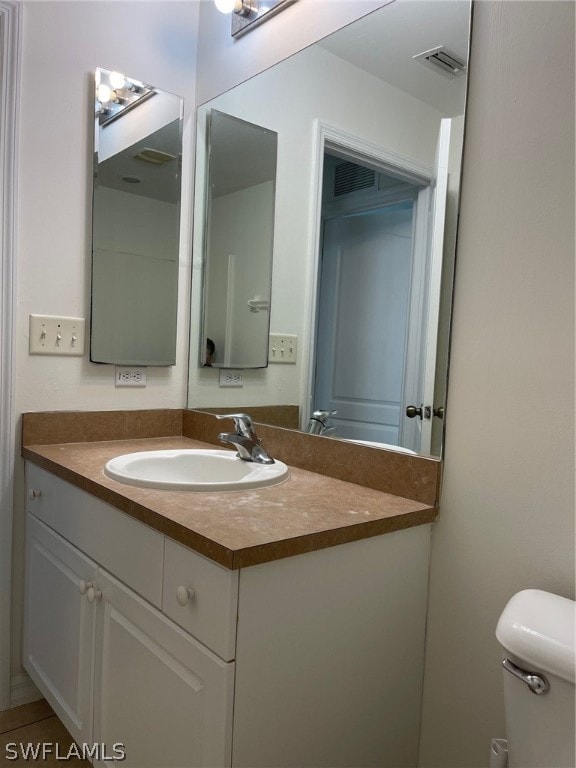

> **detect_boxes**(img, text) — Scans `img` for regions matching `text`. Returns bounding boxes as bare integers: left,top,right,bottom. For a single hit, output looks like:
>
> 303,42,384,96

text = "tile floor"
0,700,88,766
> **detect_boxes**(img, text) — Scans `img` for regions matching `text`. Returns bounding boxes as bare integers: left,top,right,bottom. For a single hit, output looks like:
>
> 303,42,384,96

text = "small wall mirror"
90,68,183,366
200,110,277,368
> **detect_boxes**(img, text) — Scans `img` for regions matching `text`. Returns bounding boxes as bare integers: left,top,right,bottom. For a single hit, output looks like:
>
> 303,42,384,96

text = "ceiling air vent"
334,161,376,197
134,148,176,165
413,46,467,78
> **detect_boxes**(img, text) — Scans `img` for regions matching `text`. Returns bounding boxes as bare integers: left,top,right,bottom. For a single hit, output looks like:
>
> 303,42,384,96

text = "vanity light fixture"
214,0,250,15
95,69,155,126
214,0,298,38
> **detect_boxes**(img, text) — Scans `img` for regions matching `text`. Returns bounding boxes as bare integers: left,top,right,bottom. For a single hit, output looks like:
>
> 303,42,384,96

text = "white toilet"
495,589,575,768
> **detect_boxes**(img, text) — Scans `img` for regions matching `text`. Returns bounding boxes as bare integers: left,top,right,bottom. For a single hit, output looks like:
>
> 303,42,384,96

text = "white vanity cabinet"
93,569,234,768
24,512,97,747
24,461,432,768
24,465,235,768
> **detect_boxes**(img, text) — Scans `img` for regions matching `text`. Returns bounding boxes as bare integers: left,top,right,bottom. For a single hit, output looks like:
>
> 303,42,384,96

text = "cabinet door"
23,513,97,746
94,569,235,768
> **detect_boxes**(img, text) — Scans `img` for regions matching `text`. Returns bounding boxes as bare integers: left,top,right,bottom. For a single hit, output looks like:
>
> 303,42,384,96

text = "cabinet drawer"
53,475,164,608
26,464,55,527
25,464,164,609
162,539,238,661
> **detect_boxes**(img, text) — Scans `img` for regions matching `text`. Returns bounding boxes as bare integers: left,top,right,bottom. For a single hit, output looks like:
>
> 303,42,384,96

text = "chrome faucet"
305,410,337,436
216,413,275,465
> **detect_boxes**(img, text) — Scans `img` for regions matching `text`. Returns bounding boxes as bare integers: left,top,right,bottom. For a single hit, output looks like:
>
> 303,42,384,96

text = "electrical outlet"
219,369,244,388
269,333,297,364
115,367,147,387
29,315,85,356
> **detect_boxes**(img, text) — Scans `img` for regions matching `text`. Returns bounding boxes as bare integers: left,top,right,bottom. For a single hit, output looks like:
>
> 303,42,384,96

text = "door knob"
433,406,445,419
406,405,423,419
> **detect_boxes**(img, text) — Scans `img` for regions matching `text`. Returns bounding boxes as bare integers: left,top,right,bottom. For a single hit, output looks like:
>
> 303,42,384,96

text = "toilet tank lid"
496,589,575,684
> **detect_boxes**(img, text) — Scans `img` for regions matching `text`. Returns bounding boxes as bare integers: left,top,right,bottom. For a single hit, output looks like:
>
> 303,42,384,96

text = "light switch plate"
29,315,85,356
269,334,297,364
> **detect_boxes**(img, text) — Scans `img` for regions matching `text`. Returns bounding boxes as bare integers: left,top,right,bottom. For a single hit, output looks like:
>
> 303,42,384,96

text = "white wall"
16,1,198,413
11,0,199,689
419,2,575,765
206,182,273,367
189,44,444,410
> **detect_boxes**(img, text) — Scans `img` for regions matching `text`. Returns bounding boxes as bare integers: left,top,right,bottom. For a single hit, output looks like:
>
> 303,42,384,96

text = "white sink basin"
104,449,289,492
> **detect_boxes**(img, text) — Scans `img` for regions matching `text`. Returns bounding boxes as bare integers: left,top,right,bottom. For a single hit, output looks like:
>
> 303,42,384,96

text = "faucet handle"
215,412,254,437
312,410,337,423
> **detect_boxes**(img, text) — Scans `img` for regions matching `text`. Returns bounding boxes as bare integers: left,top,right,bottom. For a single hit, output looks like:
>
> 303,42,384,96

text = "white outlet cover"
219,369,244,387
115,366,147,387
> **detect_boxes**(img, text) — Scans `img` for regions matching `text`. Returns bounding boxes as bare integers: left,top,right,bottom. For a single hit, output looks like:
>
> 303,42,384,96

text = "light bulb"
214,0,237,13
109,71,126,90
96,84,113,103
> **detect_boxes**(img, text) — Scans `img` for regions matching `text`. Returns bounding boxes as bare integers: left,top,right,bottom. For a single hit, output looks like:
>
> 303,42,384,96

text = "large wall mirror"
188,0,472,457
200,110,277,368
91,68,184,366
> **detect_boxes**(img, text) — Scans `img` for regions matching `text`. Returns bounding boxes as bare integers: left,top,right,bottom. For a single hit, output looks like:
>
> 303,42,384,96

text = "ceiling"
207,0,470,196
318,0,469,116
98,119,182,204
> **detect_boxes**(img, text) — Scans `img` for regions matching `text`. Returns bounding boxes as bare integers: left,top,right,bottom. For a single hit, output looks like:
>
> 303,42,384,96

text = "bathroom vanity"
21,410,439,768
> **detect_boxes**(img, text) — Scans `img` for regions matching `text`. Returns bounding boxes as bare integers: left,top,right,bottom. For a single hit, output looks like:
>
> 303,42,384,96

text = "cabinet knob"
79,580,93,595
86,586,102,603
28,489,41,500
176,586,195,606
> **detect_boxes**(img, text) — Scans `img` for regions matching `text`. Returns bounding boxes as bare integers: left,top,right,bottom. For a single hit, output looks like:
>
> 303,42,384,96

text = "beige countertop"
23,435,437,569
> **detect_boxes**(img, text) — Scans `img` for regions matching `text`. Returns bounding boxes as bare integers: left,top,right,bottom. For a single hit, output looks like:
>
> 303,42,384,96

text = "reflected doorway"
312,154,428,452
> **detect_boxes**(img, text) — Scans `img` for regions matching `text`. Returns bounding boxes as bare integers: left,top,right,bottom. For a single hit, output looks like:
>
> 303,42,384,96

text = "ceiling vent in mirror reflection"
334,162,377,197
134,148,177,165
412,46,467,79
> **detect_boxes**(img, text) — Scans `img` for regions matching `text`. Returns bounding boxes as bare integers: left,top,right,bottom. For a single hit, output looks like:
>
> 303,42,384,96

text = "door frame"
0,0,20,711
301,120,433,434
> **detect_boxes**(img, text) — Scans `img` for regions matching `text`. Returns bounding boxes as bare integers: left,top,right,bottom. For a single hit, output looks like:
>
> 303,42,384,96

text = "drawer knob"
79,580,93,595
86,586,102,603
176,586,195,606
28,489,41,500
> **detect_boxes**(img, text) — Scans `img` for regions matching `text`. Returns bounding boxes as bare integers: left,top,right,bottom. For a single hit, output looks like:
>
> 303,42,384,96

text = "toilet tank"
496,589,575,768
